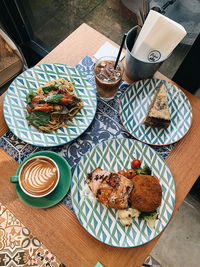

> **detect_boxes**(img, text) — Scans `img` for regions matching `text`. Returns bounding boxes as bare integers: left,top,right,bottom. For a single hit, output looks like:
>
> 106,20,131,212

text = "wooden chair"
0,28,26,93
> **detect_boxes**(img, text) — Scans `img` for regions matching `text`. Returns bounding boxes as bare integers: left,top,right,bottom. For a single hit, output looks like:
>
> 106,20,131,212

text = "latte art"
20,157,59,196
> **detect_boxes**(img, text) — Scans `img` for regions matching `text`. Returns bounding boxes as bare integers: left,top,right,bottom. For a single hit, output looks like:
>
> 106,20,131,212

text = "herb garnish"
26,111,50,126
42,82,60,94
43,94,63,103
26,90,37,104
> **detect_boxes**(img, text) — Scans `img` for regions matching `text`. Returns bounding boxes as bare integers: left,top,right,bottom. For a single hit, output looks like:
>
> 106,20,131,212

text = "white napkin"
93,41,125,61
131,10,187,62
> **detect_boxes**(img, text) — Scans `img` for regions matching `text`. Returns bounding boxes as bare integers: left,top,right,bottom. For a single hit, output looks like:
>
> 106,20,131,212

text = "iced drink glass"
94,56,124,100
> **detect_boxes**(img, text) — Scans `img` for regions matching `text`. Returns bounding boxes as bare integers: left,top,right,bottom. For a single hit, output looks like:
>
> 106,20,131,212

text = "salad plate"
119,79,192,146
71,138,176,247
3,63,97,147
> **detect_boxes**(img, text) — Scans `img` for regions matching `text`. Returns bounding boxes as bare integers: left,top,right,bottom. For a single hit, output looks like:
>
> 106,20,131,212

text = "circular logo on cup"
148,50,161,62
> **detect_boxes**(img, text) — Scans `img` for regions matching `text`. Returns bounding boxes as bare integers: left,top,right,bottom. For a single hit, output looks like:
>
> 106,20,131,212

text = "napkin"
131,10,187,62
93,41,125,61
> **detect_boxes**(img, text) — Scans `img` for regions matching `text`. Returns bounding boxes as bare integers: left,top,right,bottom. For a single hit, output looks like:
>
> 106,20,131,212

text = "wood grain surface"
0,23,200,267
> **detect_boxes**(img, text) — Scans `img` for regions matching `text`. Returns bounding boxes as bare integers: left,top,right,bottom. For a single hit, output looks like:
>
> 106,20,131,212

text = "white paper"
131,10,187,62
93,41,125,61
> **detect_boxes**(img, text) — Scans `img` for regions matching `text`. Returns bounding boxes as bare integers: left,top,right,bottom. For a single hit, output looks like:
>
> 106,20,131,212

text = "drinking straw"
114,33,127,69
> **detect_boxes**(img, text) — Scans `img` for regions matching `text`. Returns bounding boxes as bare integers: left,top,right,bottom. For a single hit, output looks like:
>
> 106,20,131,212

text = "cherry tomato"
131,159,141,169
118,170,126,176
125,169,136,179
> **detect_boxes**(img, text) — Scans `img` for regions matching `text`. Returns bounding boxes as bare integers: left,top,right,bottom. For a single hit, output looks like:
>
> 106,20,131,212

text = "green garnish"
27,103,34,109
140,211,158,229
26,90,37,104
42,82,60,93
135,165,152,175
26,111,50,126
43,94,63,103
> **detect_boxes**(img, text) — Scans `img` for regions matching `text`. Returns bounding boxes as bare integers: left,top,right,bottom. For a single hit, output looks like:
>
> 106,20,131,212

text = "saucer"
14,151,71,208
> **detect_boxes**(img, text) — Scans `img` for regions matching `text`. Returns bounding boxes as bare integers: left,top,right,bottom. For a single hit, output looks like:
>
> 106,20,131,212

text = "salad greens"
26,111,50,127
135,165,152,175
41,82,59,93
140,211,158,229
26,90,37,104
43,94,63,103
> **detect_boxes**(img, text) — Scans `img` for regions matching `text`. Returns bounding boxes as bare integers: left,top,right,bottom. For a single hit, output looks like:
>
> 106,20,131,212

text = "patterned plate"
3,63,97,147
119,79,192,146
71,138,176,247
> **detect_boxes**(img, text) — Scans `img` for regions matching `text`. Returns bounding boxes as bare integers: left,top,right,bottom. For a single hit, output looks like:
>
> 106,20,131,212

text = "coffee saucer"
14,151,71,209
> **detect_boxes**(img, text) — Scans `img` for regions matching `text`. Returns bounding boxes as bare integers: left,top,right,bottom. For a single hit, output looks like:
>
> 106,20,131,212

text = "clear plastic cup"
94,56,124,101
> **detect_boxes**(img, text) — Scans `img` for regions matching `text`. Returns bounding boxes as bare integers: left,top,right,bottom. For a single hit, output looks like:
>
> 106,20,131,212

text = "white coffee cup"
11,155,60,198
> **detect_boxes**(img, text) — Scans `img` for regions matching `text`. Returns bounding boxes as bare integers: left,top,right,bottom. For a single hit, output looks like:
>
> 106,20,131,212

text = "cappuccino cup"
11,156,60,198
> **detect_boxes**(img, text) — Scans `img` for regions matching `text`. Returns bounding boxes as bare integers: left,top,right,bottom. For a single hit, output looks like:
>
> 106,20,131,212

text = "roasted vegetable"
117,208,141,227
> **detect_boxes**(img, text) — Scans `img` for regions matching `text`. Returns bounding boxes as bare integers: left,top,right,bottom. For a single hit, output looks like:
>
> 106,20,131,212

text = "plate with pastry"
119,78,192,146
71,138,176,247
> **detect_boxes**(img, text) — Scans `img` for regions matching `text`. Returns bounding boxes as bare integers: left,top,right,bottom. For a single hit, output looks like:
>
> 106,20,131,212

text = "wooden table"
0,23,200,267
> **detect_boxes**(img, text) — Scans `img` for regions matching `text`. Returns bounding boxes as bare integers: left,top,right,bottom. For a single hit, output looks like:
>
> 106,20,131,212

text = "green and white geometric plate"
119,79,192,146
71,138,176,247
3,63,97,147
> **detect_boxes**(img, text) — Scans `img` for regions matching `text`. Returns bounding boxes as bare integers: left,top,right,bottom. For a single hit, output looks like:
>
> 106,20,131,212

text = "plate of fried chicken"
71,138,176,247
